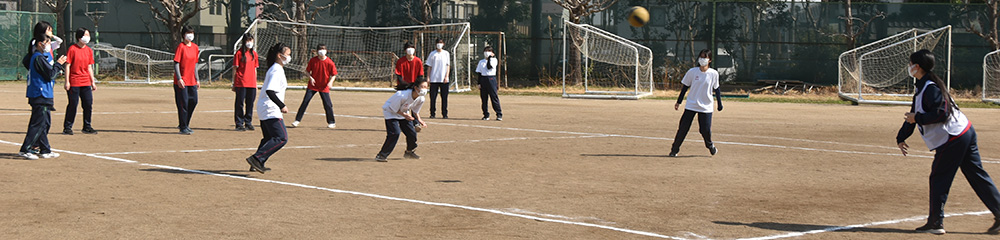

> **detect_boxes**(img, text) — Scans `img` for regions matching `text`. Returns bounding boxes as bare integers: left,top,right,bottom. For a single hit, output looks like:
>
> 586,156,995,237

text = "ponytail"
484,46,495,70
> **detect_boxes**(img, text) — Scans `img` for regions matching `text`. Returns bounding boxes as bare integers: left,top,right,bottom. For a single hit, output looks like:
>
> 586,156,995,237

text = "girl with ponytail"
475,46,502,121
245,43,291,173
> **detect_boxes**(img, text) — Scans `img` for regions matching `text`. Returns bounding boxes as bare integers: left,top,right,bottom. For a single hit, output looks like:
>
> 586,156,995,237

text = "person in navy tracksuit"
898,49,1000,235
19,36,67,160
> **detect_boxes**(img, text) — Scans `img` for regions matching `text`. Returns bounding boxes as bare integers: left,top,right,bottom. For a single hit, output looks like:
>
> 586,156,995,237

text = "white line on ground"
737,211,992,240
499,208,617,225
0,139,686,240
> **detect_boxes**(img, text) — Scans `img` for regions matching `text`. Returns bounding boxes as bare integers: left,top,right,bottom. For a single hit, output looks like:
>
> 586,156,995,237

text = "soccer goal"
838,26,951,105
984,49,1000,104
237,19,472,92
91,43,161,84
562,21,653,100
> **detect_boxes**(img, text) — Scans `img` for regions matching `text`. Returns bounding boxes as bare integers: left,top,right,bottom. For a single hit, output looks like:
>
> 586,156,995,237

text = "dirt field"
1,82,999,239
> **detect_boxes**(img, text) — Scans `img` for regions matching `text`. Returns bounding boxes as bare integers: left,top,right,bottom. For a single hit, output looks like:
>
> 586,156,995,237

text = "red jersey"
394,56,424,84
233,49,259,88
65,44,94,87
173,42,199,86
306,56,338,93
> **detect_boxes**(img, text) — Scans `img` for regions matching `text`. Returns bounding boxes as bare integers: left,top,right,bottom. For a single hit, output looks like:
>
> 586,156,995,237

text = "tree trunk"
845,0,855,48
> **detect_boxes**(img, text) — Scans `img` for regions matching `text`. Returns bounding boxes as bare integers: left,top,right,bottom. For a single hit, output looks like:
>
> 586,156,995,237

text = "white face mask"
908,64,919,78
405,48,415,56
317,49,327,57
80,36,90,45
419,88,429,96
697,58,710,67
245,41,253,49
44,43,52,53
282,54,292,65
484,52,492,58
436,43,444,49
185,33,195,42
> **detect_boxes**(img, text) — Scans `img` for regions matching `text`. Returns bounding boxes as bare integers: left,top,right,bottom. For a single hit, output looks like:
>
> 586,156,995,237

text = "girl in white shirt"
475,46,502,121
670,49,723,157
246,43,291,173
375,77,429,162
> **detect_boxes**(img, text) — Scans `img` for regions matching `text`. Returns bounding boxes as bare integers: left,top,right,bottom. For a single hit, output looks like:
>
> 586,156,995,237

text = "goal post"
562,21,653,100
984,49,1000,104
235,19,472,92
838,26,951,105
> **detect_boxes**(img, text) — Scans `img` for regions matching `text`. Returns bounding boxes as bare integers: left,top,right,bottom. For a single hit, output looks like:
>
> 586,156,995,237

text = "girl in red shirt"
173,26,199,135
292,44,338,129
63,27,98,135
233,33,258,131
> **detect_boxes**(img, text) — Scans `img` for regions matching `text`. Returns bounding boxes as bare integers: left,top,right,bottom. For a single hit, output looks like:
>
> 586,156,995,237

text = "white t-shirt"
382,89,425,119
475,57,498,76
680,67,720,113
258,63,288,120
425,50,450,83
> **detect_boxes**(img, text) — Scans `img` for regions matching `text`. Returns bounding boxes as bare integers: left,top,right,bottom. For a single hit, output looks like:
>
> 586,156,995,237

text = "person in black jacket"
19,36,67,160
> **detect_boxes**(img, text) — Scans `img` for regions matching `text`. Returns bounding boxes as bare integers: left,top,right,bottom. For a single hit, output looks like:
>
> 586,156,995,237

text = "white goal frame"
561,21,653,100
984,49,1000,104
838,26,951,105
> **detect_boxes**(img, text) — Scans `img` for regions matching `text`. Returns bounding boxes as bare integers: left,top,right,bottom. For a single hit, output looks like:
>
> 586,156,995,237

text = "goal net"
984,49,1000,104
237,19,471,92
562,21,653,100
91,43,162,83
838,26,951,105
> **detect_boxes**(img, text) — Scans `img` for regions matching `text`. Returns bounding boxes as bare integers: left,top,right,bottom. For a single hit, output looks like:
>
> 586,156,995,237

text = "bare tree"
135,0,208,45
259,0,337,65
840,0,885,49
964,0,1000,50
551,0,619,84
40,0,70,44
403,0,438,25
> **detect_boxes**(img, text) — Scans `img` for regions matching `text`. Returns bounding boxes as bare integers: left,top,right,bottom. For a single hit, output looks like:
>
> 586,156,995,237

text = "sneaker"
668,151,678,157
40,152,60,159
709,145,718,155
442,115,448,119
18,152,39,160
988,218,1000,234
180,128,192,135
496,117,503,121
185,128,194,134
245,124,255,131
429,115,436,119
915,223,946,235
62,128,73,135
249,167,272,171
328,123,336,129
82,127,97,134
482,117,490,121
404,150,421,159
375,155,388,162
245,156,265,174
236,125,246,131
291,121,300,127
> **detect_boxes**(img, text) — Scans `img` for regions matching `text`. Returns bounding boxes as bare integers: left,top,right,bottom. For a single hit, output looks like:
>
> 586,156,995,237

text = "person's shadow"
711,221,996,235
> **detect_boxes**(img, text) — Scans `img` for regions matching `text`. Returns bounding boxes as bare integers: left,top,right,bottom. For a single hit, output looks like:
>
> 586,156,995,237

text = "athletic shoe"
291,121,300,127
18,152,39,160
62,128,73,135
40,152,60,159
429,115,436,119
236,125,246,131
988,218,1000,234
249,167,272,171
246,156,265,174
404,150,421,159
328,123,336,129
668,151,678,157
442,115,448,119
709,145,718,155
82,127,97,134
482,117,490,121
915,223,946,235
496,117,502,121
375,155,388,162
245,124,254,131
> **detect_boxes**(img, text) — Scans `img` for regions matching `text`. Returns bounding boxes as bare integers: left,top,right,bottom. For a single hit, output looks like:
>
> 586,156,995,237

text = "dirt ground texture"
1,82,1000,239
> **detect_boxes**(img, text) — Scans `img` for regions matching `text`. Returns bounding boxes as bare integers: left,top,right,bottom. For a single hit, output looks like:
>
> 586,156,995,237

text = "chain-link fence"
0,10,56,81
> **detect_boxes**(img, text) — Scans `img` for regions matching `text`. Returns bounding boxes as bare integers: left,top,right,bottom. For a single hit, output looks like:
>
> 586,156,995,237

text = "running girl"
246,43,291,174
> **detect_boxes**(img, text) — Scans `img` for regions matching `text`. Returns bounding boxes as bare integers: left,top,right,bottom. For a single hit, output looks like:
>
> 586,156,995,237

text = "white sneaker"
41,152,60,159
18,152,39,160
291,121,300,127
327,123,336,129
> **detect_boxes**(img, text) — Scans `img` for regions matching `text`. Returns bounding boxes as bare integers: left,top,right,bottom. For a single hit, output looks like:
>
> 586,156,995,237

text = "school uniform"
394,56,424,85
376,89,425,159
64,44,96,132
248,63,289,171
21,51,62,155
173,42,199,133
475,56,501,119
897,75,1000,228
295,56,338,124
671,67,721,155
233,48,258,130
426,50,450,118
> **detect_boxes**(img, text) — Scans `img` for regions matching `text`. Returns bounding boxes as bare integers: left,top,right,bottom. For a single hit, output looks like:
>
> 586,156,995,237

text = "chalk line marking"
0,139,686,240
737,210,992,240
499,208,617,225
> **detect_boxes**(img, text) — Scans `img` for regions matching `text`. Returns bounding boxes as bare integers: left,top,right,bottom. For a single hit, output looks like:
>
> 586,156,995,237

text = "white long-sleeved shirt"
257,63,287,120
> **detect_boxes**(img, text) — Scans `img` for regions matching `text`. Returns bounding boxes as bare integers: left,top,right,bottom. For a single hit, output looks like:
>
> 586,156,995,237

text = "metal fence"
0,10,56,81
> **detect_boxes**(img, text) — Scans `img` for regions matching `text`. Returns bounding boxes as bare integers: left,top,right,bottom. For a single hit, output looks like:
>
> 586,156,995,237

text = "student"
19,36,67,160
475,46,502,121
898,49,1000,235
669,49,722,157
173,26,200,135
232,33,258,131
63,28,98,135
425,38,450,119
375,78,428,162
293,44,338,129
246,43,291,174
22,22,58,71
393,42,423,85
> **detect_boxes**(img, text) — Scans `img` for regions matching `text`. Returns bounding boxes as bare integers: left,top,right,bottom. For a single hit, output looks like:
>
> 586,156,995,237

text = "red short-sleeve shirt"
233,50,259,88
65,44,94,87
394,57,424,84
173,42,199,86
306,57,338,93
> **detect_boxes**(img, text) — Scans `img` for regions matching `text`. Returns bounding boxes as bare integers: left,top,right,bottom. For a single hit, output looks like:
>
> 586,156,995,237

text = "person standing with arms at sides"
63,28,98,135
375,78,428,162
669,49,722,157
246,43,291,174
475,46,502,121
393,42,423,86
898,49,1000,235
425,38,451,119
20,36,66,160
173,26,200,135
232,33,258,132
292,44,338,129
